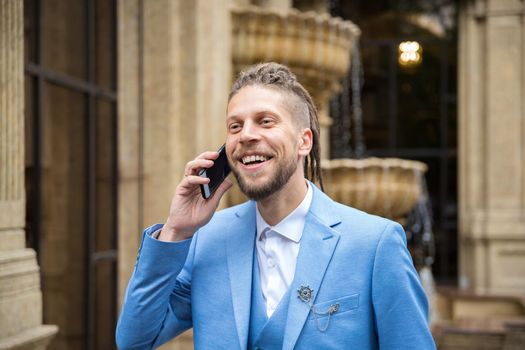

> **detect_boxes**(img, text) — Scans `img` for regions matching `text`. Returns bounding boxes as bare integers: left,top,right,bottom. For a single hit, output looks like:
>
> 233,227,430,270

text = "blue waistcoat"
248,254,292,350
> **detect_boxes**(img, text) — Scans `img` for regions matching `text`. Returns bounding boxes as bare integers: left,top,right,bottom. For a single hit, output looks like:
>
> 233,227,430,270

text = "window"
24,0,118,348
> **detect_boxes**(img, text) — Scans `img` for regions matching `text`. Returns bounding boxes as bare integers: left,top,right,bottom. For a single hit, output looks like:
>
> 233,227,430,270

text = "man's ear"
298,128,313,156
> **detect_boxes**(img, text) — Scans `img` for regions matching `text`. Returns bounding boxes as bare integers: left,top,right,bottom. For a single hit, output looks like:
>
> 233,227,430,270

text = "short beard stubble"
232,157,298,201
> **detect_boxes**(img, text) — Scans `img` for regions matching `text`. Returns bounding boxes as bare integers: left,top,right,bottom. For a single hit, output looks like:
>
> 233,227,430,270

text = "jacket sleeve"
115,224,197,350
371,222,436,349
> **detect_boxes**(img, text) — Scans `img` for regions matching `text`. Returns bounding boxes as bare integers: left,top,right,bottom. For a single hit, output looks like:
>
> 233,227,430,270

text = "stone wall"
458,0,525,294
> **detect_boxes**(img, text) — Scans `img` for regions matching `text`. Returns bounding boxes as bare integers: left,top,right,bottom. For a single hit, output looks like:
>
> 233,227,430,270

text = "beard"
232,156,298,201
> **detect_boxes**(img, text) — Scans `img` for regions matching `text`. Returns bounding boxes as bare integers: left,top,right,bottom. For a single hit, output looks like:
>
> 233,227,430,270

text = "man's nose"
239,121,260,143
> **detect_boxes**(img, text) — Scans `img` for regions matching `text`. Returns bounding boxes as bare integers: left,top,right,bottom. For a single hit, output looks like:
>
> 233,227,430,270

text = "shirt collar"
255,181,313,243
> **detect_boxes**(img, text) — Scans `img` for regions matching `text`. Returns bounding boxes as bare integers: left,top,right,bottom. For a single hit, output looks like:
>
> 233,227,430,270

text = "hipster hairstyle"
228,62,324,190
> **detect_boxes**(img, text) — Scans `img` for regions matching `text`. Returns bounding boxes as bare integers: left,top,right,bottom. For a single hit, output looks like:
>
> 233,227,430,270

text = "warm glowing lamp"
398,41,422,67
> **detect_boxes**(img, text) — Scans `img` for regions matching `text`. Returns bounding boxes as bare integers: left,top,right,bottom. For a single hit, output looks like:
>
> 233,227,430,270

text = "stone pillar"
117,0,142,310
458,0,525,294
0,1,58,349
118,1,232,348
139,0,232,227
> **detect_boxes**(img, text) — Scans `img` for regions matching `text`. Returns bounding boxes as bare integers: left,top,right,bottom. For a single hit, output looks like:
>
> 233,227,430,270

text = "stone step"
437,319,525,350
437,287,525,321
0,325,58,350
439,328,505,350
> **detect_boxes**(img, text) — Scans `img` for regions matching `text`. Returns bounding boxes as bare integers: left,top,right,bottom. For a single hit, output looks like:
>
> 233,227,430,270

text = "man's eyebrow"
226,109,281,122
226,115,240,123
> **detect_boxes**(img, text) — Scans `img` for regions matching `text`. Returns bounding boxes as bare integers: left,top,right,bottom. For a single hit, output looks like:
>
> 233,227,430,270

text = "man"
116,63,436,349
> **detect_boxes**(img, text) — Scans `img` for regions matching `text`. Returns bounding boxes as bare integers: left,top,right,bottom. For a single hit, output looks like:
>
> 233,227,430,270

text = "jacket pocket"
308,293,359,320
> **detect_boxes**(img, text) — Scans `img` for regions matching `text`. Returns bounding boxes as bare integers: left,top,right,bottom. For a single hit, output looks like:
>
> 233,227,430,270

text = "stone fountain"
229,4,427,222
322,158,427,221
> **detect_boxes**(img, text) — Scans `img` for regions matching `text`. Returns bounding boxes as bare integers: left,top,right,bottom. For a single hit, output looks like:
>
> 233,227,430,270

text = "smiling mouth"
240,154,272,166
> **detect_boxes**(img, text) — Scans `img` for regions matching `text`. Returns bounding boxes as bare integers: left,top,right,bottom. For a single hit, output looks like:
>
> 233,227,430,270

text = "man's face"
225,85,310,200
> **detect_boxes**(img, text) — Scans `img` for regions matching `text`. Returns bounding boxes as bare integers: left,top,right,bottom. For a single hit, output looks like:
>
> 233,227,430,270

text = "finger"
195,151,220,161
184,158,214,176
208,179,233,203
183,175,210,186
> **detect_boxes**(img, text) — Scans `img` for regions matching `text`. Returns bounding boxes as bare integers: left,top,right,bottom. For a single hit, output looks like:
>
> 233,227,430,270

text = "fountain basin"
322,158,428,220
226,157,427,221
232,6,360,109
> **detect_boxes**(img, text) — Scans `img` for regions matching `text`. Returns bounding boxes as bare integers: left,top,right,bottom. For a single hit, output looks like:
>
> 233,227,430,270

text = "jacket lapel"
283,185,342,350
226,201,257,350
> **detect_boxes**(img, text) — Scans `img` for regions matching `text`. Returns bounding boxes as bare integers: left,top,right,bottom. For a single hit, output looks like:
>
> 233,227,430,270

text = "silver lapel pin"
297,285,314,303
297,285,339,332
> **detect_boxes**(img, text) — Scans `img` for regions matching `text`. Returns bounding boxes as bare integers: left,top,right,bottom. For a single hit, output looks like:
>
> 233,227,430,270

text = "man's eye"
229,123,241,132
261,118,273,125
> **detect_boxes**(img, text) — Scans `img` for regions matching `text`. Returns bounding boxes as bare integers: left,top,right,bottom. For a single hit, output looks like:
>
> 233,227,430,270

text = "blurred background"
1,0,524,349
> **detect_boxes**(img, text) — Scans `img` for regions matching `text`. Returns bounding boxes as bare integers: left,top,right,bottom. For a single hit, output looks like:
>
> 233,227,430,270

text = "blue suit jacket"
116,184,436,349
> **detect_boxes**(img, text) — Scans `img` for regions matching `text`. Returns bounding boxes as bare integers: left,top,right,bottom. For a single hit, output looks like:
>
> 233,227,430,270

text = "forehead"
226,85,292,119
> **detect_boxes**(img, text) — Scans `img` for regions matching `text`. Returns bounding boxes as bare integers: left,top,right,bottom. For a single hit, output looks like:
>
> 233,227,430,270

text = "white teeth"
242,155,268,164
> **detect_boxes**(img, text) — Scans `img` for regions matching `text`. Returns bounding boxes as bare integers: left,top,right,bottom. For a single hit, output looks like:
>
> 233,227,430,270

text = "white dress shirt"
255,182,313,317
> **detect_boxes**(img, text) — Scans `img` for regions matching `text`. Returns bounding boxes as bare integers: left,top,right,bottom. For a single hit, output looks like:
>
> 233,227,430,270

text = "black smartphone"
198,144,231,199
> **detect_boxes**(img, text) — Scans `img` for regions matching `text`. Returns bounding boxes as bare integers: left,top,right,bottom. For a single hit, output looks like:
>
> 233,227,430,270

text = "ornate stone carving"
321,158,427,220
232,6,360,89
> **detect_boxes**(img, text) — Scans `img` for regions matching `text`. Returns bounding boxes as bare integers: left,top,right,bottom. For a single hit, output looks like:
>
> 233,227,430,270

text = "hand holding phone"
159,146,232,242
198,144,231,199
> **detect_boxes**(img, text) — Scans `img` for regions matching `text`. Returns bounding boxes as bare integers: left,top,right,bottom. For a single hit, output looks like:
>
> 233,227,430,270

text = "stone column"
0,1,58,349
118,1,232,349
139,0,232,227
458,0,525,294
117,0,142,310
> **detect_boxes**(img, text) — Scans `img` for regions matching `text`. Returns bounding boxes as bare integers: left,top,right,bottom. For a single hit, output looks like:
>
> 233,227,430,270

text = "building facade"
0,0,524,349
